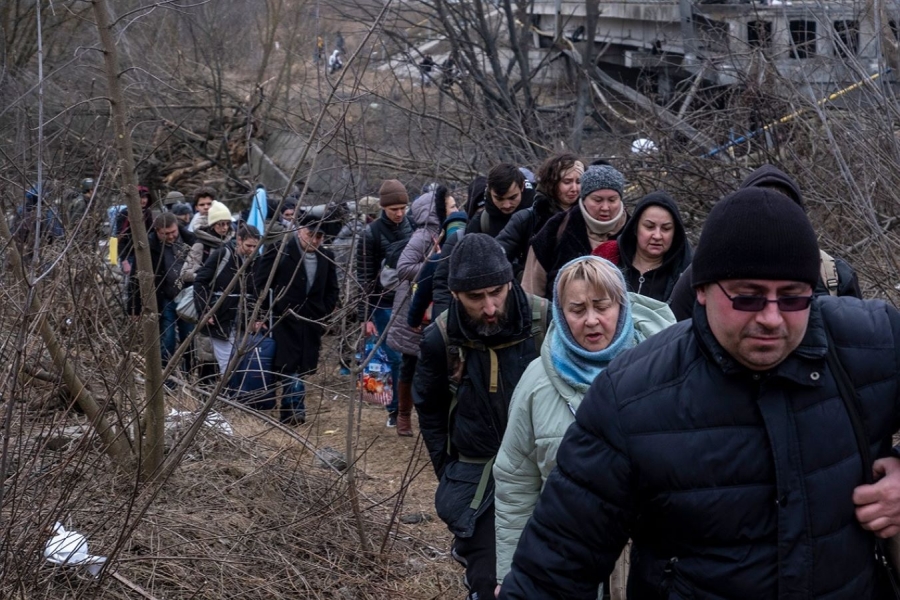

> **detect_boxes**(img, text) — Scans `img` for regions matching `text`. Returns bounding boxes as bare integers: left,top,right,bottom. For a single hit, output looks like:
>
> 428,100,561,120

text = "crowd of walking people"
46,149,900,599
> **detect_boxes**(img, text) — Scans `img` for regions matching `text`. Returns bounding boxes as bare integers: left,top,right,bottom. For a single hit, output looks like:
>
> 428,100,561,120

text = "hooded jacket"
617,191,693,302
739,164,805,204
387,192,442,356
667,165,861,320
493,293,675,582
408,211,467,328
500,295,900,599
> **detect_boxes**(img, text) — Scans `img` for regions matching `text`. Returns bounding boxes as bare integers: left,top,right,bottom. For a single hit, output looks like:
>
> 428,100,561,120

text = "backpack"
379,237,411,289
175,246,233,323
480,209,490,233
819,249,839,296
432,293,549,512
433,294,549,438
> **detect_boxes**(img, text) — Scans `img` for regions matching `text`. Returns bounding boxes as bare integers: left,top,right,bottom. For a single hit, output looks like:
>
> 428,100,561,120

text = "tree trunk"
92,0,166,479
572,0,599,151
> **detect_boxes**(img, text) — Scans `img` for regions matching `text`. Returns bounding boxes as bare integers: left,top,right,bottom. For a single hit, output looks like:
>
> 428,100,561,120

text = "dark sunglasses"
716,281,813,312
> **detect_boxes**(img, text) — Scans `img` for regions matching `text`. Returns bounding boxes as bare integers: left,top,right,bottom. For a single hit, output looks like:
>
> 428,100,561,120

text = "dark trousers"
399,353,417,384
451,506,496,600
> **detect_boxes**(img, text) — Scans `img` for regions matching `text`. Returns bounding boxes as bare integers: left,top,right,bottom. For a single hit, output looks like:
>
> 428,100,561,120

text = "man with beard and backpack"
414,234,548,600
356,179,414,428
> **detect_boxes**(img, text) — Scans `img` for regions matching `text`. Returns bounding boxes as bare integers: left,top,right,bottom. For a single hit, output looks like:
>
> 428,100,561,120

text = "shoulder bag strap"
824,324,872,482
825,323,900,596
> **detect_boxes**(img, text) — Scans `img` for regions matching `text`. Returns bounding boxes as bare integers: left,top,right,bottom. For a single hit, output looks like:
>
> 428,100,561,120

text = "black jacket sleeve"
408,256,439,328
432,232,459,318
413,323,453,478
495,209,531,267
253,241,281,314
668,263,695,322
193,246,222,319
356,225,379,322
322,249,340,316
499,371,633,598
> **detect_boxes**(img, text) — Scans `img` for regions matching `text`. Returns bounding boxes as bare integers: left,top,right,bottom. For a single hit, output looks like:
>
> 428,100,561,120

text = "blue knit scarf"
550,256,636,393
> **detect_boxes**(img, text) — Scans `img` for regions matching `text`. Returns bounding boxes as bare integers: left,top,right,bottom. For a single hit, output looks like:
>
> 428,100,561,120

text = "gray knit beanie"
449,233,513,292
580,165,625,199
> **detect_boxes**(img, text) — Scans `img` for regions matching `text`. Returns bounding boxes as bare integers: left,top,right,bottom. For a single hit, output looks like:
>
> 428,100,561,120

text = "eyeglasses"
715,281,813,312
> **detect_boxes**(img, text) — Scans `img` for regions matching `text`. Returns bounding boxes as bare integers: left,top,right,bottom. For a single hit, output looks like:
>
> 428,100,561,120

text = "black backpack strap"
824,322,900,593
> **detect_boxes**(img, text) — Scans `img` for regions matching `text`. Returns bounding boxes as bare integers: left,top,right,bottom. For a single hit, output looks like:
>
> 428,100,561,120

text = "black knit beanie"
692,188,819,288
449,233,513,292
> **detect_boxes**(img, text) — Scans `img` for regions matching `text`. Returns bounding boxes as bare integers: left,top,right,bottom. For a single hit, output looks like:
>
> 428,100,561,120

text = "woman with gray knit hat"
522,164,628,299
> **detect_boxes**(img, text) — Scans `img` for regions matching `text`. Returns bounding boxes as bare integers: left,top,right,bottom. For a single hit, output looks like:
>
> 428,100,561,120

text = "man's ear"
696,284,708,307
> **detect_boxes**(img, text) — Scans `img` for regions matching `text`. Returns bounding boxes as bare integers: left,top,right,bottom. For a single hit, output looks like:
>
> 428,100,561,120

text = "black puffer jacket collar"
692,297,827,382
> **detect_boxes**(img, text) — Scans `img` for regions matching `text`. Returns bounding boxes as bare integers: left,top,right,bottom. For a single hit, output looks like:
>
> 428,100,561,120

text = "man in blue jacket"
500,188,900,599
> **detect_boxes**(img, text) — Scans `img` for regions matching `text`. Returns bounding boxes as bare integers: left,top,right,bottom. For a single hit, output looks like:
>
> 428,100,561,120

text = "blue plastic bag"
357,337,393,406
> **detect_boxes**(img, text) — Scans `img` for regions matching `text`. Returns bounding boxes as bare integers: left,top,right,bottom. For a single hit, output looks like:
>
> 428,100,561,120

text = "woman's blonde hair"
557,258,626,307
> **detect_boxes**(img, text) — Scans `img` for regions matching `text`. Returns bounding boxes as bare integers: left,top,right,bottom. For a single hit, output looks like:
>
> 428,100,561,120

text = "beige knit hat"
207,201,232,226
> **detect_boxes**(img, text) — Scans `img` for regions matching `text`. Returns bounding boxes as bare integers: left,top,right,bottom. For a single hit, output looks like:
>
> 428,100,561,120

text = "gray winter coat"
387,192,441,356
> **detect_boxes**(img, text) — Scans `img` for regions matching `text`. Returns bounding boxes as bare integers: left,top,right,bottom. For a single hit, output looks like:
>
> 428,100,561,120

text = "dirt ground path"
291,337,468,598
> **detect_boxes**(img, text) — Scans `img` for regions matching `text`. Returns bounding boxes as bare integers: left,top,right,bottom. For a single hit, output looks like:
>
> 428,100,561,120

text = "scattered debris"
166,408,233,436
400,512,433,525
314,446,347,471
44,522,107,577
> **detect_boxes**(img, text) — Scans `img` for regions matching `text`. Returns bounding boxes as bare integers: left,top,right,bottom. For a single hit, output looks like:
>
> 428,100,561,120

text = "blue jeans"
280,375,306,418
159,298,195,368
372,307,401,413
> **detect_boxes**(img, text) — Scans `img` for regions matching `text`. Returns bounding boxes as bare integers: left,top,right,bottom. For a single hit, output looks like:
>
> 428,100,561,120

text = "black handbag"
824,324,900,597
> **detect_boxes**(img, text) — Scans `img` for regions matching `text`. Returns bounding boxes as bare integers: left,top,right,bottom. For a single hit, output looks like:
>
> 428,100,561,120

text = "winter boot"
396,381,414,437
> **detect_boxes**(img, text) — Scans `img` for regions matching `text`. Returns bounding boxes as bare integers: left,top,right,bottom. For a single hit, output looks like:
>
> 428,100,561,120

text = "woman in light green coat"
493,256,676,595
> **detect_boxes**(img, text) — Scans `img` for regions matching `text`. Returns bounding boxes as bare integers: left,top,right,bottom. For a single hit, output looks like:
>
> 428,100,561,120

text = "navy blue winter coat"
500,296,900,599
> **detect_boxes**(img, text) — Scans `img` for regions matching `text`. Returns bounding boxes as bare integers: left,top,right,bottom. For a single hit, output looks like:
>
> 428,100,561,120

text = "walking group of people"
351,153,900,600
102,152,900,599
117,185,339,424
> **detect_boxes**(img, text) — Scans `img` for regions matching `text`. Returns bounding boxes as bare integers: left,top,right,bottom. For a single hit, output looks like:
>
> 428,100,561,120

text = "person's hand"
208,317,215,326
854,456,900,537
121,261,132,275
364,321,377,337
495,584,501,598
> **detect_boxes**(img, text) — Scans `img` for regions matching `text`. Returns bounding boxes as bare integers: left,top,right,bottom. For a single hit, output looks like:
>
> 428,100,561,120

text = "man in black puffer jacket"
415,234,547,600
501,188,900,599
